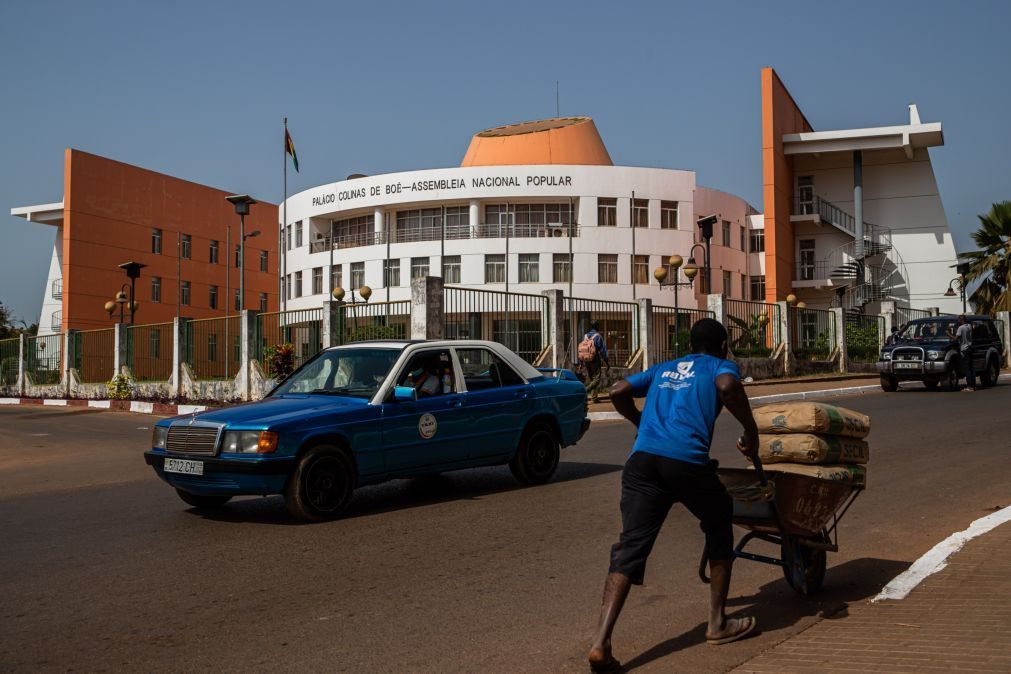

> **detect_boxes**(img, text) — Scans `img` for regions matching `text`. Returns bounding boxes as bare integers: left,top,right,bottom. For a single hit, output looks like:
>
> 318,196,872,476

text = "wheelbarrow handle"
737,436,769,487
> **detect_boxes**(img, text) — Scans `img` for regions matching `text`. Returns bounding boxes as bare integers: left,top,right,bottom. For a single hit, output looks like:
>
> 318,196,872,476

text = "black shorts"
608,451,734,585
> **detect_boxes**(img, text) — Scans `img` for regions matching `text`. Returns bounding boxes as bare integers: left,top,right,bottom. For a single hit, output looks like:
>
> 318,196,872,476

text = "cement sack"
755,462,866,486
753,401,871,438
759,434,869,465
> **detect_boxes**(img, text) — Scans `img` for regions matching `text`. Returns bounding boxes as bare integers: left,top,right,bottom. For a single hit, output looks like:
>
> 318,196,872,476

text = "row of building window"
280,255,767,301
148,276,268,311
151,229,269,270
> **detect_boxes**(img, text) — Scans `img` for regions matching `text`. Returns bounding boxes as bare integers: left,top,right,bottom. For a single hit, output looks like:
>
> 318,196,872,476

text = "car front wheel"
879,374,898,392
176,489,231,510
943,363,960,391
510,422,560,485
285,445,356,522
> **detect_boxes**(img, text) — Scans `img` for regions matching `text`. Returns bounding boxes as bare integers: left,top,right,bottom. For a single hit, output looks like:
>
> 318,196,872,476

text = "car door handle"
514,391,529,399
448,399,464,408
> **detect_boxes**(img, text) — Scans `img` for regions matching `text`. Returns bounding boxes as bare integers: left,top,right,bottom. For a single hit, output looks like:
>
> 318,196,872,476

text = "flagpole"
282,117,288,313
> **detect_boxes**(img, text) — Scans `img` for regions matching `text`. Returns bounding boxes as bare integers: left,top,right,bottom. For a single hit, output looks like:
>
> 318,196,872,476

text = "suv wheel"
284,445,356,522
943,363,960,391
879,375,898,392
979,357,1000,388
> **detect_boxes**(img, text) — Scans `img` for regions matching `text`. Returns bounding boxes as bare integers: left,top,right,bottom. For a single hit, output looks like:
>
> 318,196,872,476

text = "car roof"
326,340,542,380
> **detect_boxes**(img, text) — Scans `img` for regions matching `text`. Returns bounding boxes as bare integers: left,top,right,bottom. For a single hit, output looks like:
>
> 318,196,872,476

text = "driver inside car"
404,364,441,397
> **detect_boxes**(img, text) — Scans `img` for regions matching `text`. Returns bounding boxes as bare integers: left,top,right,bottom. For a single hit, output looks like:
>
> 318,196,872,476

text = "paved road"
2,385,1009,673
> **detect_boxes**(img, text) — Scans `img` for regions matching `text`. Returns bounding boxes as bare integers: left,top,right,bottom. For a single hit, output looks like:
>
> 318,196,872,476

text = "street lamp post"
696,214,718,295
116,261,146,325
654,254,698,358
226,195,258,312
944,277,967,313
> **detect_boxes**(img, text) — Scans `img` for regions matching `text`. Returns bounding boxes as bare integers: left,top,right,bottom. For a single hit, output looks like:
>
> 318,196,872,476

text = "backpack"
578,333,598,363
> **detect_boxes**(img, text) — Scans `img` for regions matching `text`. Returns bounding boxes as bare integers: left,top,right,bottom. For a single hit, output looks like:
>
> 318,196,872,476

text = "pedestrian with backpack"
579,321,610,403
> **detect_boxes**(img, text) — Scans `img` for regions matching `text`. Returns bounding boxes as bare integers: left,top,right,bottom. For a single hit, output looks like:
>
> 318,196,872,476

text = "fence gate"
0,337,19,386
724,299,783,357
338,301,411,345
72,328,115,383
791,307,836,361
126,322,175,381
563,297,638,367
650,306,715,363
256,308,323,377
444,287,548,363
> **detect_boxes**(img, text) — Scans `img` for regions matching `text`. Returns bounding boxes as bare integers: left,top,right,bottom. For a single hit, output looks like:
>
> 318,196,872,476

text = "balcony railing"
51,310,62,332
306,224,581,252
51,278,63,299
475,223,579,239
792,195,855,236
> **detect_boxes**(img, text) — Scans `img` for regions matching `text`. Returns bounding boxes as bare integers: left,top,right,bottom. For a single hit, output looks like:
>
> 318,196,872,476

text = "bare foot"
706,616,757,645
588,645,621,672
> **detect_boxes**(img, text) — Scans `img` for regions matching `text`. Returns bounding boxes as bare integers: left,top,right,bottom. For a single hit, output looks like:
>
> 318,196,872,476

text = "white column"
113,323,127,378
374,208,384,240
171,317,185,398
637,298,653,369
469,200,480,236
62,330,74,397
543,289,564,368
777,301,793,376
831,308,848,373
17,333,26,397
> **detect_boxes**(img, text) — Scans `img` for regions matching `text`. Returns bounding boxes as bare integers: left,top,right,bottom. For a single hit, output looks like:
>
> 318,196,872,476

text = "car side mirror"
393,386,417,402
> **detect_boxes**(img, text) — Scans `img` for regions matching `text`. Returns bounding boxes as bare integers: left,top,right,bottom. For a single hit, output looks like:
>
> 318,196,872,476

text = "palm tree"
960,201,1011,314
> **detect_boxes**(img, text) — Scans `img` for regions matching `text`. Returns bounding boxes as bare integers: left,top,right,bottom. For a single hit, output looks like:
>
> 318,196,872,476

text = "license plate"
894,362,920,370
164,458,204,476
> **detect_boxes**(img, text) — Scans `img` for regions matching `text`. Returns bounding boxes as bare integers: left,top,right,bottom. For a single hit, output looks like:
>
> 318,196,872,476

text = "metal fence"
792,307,836,361
724,299,782,357
650,306,715,363
184,317,241,380
846,314,885,363
25,333,62,385
338,300,411,345
0,337,19,386
563,297,638,366
895,305,931,326
72,328,115,383
445,287,549,363
256,308,323,377
127,322,174,381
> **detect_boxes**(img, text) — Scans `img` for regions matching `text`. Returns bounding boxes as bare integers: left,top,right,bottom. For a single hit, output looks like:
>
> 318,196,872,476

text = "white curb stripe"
0,397,20,405
43,399,68,406
177,405,208,415
873,504,1011,602
88,400,111,408
130,401,154,414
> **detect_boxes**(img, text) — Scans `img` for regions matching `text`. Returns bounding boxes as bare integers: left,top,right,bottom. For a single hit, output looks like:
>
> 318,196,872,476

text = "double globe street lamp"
654,252,703,358
104,261,146,324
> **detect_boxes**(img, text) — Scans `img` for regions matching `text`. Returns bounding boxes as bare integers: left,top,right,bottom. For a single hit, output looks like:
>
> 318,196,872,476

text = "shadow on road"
619,556,909,672
193,459,623,526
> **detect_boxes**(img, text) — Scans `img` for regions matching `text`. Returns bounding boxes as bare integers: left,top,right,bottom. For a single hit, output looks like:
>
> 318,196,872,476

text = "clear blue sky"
2,0,1009,324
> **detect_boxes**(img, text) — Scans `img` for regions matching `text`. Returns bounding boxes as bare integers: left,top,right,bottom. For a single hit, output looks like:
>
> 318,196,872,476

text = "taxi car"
144,340,590,521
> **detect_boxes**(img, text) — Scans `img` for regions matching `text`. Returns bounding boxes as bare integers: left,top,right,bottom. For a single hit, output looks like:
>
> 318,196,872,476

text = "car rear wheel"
879,375,898,392
979,357,1000,388
510,422,560,485
285,445,355,522
176,489,231,510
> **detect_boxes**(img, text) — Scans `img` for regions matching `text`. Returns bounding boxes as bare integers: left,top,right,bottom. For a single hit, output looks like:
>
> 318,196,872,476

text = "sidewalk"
733,519,1011,673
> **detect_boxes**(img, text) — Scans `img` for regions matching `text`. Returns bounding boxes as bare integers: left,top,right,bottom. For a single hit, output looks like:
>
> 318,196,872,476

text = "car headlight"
927,350,940,361
881,351,892,361
222,430,279,454
152,426,168,449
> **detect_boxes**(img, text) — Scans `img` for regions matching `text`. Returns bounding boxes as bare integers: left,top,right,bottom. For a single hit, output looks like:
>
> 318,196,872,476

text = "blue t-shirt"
625,353,740,465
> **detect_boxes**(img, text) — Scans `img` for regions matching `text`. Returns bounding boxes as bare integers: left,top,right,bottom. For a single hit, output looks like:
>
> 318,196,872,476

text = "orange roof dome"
461,116,612,167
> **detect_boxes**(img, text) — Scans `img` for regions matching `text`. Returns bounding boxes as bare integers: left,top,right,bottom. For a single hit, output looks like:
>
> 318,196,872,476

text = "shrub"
106,373,135,400
263,343,295,379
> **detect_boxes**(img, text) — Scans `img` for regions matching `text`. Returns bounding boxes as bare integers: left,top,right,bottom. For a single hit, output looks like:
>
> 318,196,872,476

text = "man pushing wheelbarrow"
588,318,760,672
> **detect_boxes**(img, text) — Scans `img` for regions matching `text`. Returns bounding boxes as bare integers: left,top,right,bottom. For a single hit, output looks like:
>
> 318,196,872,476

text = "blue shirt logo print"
658,360,696,391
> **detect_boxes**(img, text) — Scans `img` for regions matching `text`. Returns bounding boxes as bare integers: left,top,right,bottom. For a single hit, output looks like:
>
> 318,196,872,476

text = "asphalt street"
2,385,1009,673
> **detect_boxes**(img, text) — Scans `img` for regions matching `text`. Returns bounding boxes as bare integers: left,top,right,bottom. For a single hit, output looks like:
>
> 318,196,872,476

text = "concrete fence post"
63,329,75,397
113,323,127,378
929,307,940,317
997,310,1010,367
411,276,444,340
706,294,725,324
171,317,187,399
831,308,848,373
321,300,340,348
17,333,26,397
777,301,793,376
542,289,564,368
637,298,653,369
879,300,896,339
239,310,258,401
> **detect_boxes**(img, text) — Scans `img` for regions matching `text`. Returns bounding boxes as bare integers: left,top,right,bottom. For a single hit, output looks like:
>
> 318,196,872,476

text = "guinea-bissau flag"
285,128,299,173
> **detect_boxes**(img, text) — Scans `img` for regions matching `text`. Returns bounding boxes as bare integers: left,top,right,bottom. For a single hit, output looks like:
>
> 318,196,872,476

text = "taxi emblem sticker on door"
418,413,438,439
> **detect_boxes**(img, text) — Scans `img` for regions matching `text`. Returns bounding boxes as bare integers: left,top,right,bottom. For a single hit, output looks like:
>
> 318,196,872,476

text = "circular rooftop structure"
461,116,612,167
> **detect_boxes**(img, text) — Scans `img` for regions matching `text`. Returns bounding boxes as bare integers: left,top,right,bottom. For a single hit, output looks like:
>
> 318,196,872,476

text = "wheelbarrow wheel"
781,535,827,595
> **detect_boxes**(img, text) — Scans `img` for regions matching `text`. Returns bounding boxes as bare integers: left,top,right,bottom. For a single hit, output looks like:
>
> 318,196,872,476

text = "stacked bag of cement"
751,401,870,486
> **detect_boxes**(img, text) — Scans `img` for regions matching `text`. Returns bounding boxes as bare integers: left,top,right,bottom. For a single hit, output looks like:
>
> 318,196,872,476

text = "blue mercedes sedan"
144,340,590,521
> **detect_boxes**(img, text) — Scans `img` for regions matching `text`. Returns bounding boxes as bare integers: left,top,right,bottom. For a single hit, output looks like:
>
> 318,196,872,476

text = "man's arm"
715,373,758,458
608,380,640,427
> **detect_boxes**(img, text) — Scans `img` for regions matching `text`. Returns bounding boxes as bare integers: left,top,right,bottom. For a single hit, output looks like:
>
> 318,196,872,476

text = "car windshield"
271,347,401,399
896,320,956,342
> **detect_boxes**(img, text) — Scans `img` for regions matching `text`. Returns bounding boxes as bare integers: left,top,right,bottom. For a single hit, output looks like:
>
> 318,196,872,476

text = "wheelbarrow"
699,452,864,595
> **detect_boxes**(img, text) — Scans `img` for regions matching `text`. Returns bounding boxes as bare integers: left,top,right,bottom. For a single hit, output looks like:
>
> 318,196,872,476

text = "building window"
552,253,571,283
350,262,365,289
598,254,618,284
209,285,218,309
312,267,323,295
259,251,268,272
149,330,160,358
333,214,374,247
518,254,539,283
799,239,816,280
723,270,732,297
442,255,461,284
633,255,649,285
286,226,292,251
750,275,766,301
722,220,731,246
151,229,162,254
285,274,291,300
660,201,678,229
632,199,649,228
739,226,746,251
485,254,505,283
397,209,442,242
597,198,617,227
181,281,191,306
445,206,470,239
295,221,303,248
331,265,342,292
180,234,192,259
234,288,241,311
797,176,815,214
259,292,268,312
294,270,303,298
749,229,765,253
209,240,219,264
384,259,401,287
207,333,217,362
151,277,162,303
741,274,747,301
411,257,430,279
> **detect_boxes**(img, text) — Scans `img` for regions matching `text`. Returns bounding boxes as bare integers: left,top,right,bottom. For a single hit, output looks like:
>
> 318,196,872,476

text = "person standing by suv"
579,321,610,403
954,315,975,392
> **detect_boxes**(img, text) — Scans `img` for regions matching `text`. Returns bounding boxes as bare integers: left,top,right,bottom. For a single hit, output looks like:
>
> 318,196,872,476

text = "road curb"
0,397,211,416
